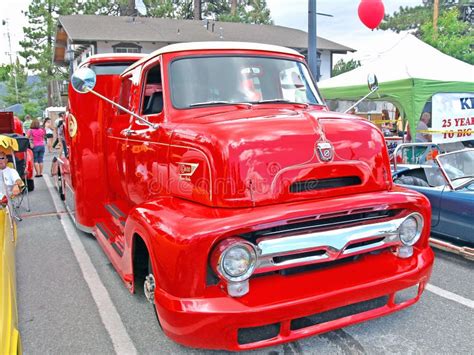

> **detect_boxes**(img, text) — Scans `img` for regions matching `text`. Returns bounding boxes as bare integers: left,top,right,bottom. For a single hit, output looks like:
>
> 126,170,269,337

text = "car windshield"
169,56,323,109
437,150,474,188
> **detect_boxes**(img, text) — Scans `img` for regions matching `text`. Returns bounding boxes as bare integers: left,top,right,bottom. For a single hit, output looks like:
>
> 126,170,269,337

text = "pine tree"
1,60,43,117
20,0,77,106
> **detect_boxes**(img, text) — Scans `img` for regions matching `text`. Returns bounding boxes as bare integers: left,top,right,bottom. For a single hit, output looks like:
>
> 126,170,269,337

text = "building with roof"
53,15,353,81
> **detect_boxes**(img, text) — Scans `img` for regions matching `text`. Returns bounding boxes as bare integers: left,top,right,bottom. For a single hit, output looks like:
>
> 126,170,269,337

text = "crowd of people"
19,113,67,177
0,111,67,208
370,108,433,144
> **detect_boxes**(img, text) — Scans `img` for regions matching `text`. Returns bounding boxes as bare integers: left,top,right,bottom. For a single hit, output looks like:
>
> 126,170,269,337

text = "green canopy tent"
319,34,474,135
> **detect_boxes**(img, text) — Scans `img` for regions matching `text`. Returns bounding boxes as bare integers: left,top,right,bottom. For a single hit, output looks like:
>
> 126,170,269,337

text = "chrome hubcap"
144,274,156,303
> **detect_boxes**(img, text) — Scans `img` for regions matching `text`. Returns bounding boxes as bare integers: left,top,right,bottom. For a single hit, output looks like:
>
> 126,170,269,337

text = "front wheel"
144,258,162,327
144,259,156,304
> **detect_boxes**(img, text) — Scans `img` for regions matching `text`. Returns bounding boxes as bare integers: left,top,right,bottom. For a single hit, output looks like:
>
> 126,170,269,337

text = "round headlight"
213,240,258,282
399,213,423,246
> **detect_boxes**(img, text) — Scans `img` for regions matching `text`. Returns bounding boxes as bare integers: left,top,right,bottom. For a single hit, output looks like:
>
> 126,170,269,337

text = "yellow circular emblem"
68,114,78,138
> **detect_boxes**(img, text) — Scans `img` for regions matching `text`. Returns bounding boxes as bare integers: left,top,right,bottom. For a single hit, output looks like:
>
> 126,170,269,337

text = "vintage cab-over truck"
63,42,434,350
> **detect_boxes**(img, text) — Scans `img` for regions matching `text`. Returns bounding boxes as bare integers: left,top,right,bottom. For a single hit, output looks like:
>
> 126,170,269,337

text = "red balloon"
358,0,385,30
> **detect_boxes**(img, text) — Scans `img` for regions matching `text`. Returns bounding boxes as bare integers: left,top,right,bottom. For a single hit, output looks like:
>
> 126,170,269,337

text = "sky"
0,0,424,66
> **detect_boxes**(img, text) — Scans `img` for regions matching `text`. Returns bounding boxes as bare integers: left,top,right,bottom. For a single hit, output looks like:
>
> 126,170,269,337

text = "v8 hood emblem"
316,142,334,162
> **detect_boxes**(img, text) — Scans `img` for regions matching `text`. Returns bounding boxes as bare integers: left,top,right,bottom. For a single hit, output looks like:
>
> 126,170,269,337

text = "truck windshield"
170,56,323,109
90,62,136,75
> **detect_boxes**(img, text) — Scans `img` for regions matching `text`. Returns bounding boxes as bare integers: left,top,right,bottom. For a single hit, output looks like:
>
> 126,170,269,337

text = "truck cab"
66,42,434,351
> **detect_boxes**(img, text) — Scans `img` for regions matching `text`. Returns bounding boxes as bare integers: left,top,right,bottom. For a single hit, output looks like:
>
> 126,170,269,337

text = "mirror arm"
344,86,379,114
85,88,159,130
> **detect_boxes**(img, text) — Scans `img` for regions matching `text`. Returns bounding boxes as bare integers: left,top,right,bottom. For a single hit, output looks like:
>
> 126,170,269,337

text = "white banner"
432,93,474,143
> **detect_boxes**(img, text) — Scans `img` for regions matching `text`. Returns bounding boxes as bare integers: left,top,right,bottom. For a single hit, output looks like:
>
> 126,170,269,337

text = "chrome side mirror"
367,73,379,92
344,73,379,114
71,67,97,93
70,67,159,131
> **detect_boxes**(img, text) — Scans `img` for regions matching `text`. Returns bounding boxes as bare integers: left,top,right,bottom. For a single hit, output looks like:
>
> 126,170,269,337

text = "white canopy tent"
319,33,474,131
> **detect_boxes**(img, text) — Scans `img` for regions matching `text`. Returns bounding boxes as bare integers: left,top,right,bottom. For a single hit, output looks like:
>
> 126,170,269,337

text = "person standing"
381,109,393,137
415,112,432,142
44,118,54,153
27,118,46,177
22,114,32,133
54,113,68,158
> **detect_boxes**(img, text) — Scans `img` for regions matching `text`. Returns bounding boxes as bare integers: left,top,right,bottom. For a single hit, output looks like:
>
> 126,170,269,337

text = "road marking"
426,284,474,309
44,175,137,354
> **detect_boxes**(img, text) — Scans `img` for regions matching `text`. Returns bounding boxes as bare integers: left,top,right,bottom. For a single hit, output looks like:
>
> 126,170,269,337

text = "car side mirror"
367,73,378,92
344,73,379,114
71,67,97,94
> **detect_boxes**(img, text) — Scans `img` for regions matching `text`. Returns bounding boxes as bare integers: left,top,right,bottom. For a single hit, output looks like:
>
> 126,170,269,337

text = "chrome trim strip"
255,217,405,273
75,220,94,234
258,214,389,237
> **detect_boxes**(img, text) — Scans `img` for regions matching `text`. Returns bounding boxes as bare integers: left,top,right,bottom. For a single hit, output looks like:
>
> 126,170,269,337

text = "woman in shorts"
44,118,54,153
27,118,46,177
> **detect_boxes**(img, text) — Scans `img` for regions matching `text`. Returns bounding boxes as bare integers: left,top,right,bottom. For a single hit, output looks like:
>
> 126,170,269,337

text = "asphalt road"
15,152,474,354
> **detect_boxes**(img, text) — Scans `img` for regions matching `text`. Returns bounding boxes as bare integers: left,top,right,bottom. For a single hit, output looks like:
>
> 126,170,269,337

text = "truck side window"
142,65,163,115
118,76,132,114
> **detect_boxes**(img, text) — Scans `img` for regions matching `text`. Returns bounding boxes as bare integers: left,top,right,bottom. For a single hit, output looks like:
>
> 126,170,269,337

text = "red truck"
63,43,434,351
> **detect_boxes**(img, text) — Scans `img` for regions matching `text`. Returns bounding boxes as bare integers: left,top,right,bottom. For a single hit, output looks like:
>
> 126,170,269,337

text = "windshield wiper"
189,101,252,108
255,99,309,108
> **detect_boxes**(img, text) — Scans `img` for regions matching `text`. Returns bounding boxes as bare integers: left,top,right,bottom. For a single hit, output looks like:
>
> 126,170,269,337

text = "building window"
115,47,140,53
112,42,142,54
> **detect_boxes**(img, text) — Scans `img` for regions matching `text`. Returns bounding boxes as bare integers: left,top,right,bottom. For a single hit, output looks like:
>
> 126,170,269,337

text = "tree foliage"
420,8,473,64
332,59,361,77
0,65,12,82
380,0,471,33
82,0,272,23
380,0,473,64
142,0,272,24
1,60,44,117
19,0,79,107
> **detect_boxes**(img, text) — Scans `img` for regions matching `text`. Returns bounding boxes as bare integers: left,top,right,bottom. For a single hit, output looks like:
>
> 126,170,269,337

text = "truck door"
105,74,134,202
125,59,170,205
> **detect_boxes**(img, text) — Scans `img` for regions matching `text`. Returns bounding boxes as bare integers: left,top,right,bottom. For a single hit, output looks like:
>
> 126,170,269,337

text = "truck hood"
168,108,392,208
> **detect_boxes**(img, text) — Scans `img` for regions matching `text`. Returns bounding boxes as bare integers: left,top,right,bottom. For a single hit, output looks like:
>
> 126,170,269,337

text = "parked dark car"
393,146,474,259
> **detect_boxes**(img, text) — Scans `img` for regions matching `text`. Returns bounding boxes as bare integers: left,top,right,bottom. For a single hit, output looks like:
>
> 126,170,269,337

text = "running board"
96,222,124,257
105,203,127,227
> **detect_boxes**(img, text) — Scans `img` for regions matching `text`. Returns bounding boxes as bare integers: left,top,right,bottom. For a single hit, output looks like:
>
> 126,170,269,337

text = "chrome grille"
252,210,405,275
249,208,397,239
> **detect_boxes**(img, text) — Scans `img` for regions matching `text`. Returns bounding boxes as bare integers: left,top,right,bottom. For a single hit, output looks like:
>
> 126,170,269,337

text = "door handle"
121,129,139,137
106,128,113,135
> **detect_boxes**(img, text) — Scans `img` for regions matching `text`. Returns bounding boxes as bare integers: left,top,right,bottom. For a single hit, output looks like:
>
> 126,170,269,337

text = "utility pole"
307,1,332,82
2,19,19,102
231,0,238,16
308,0,318,81
194,0,202,20
433,0,439,38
